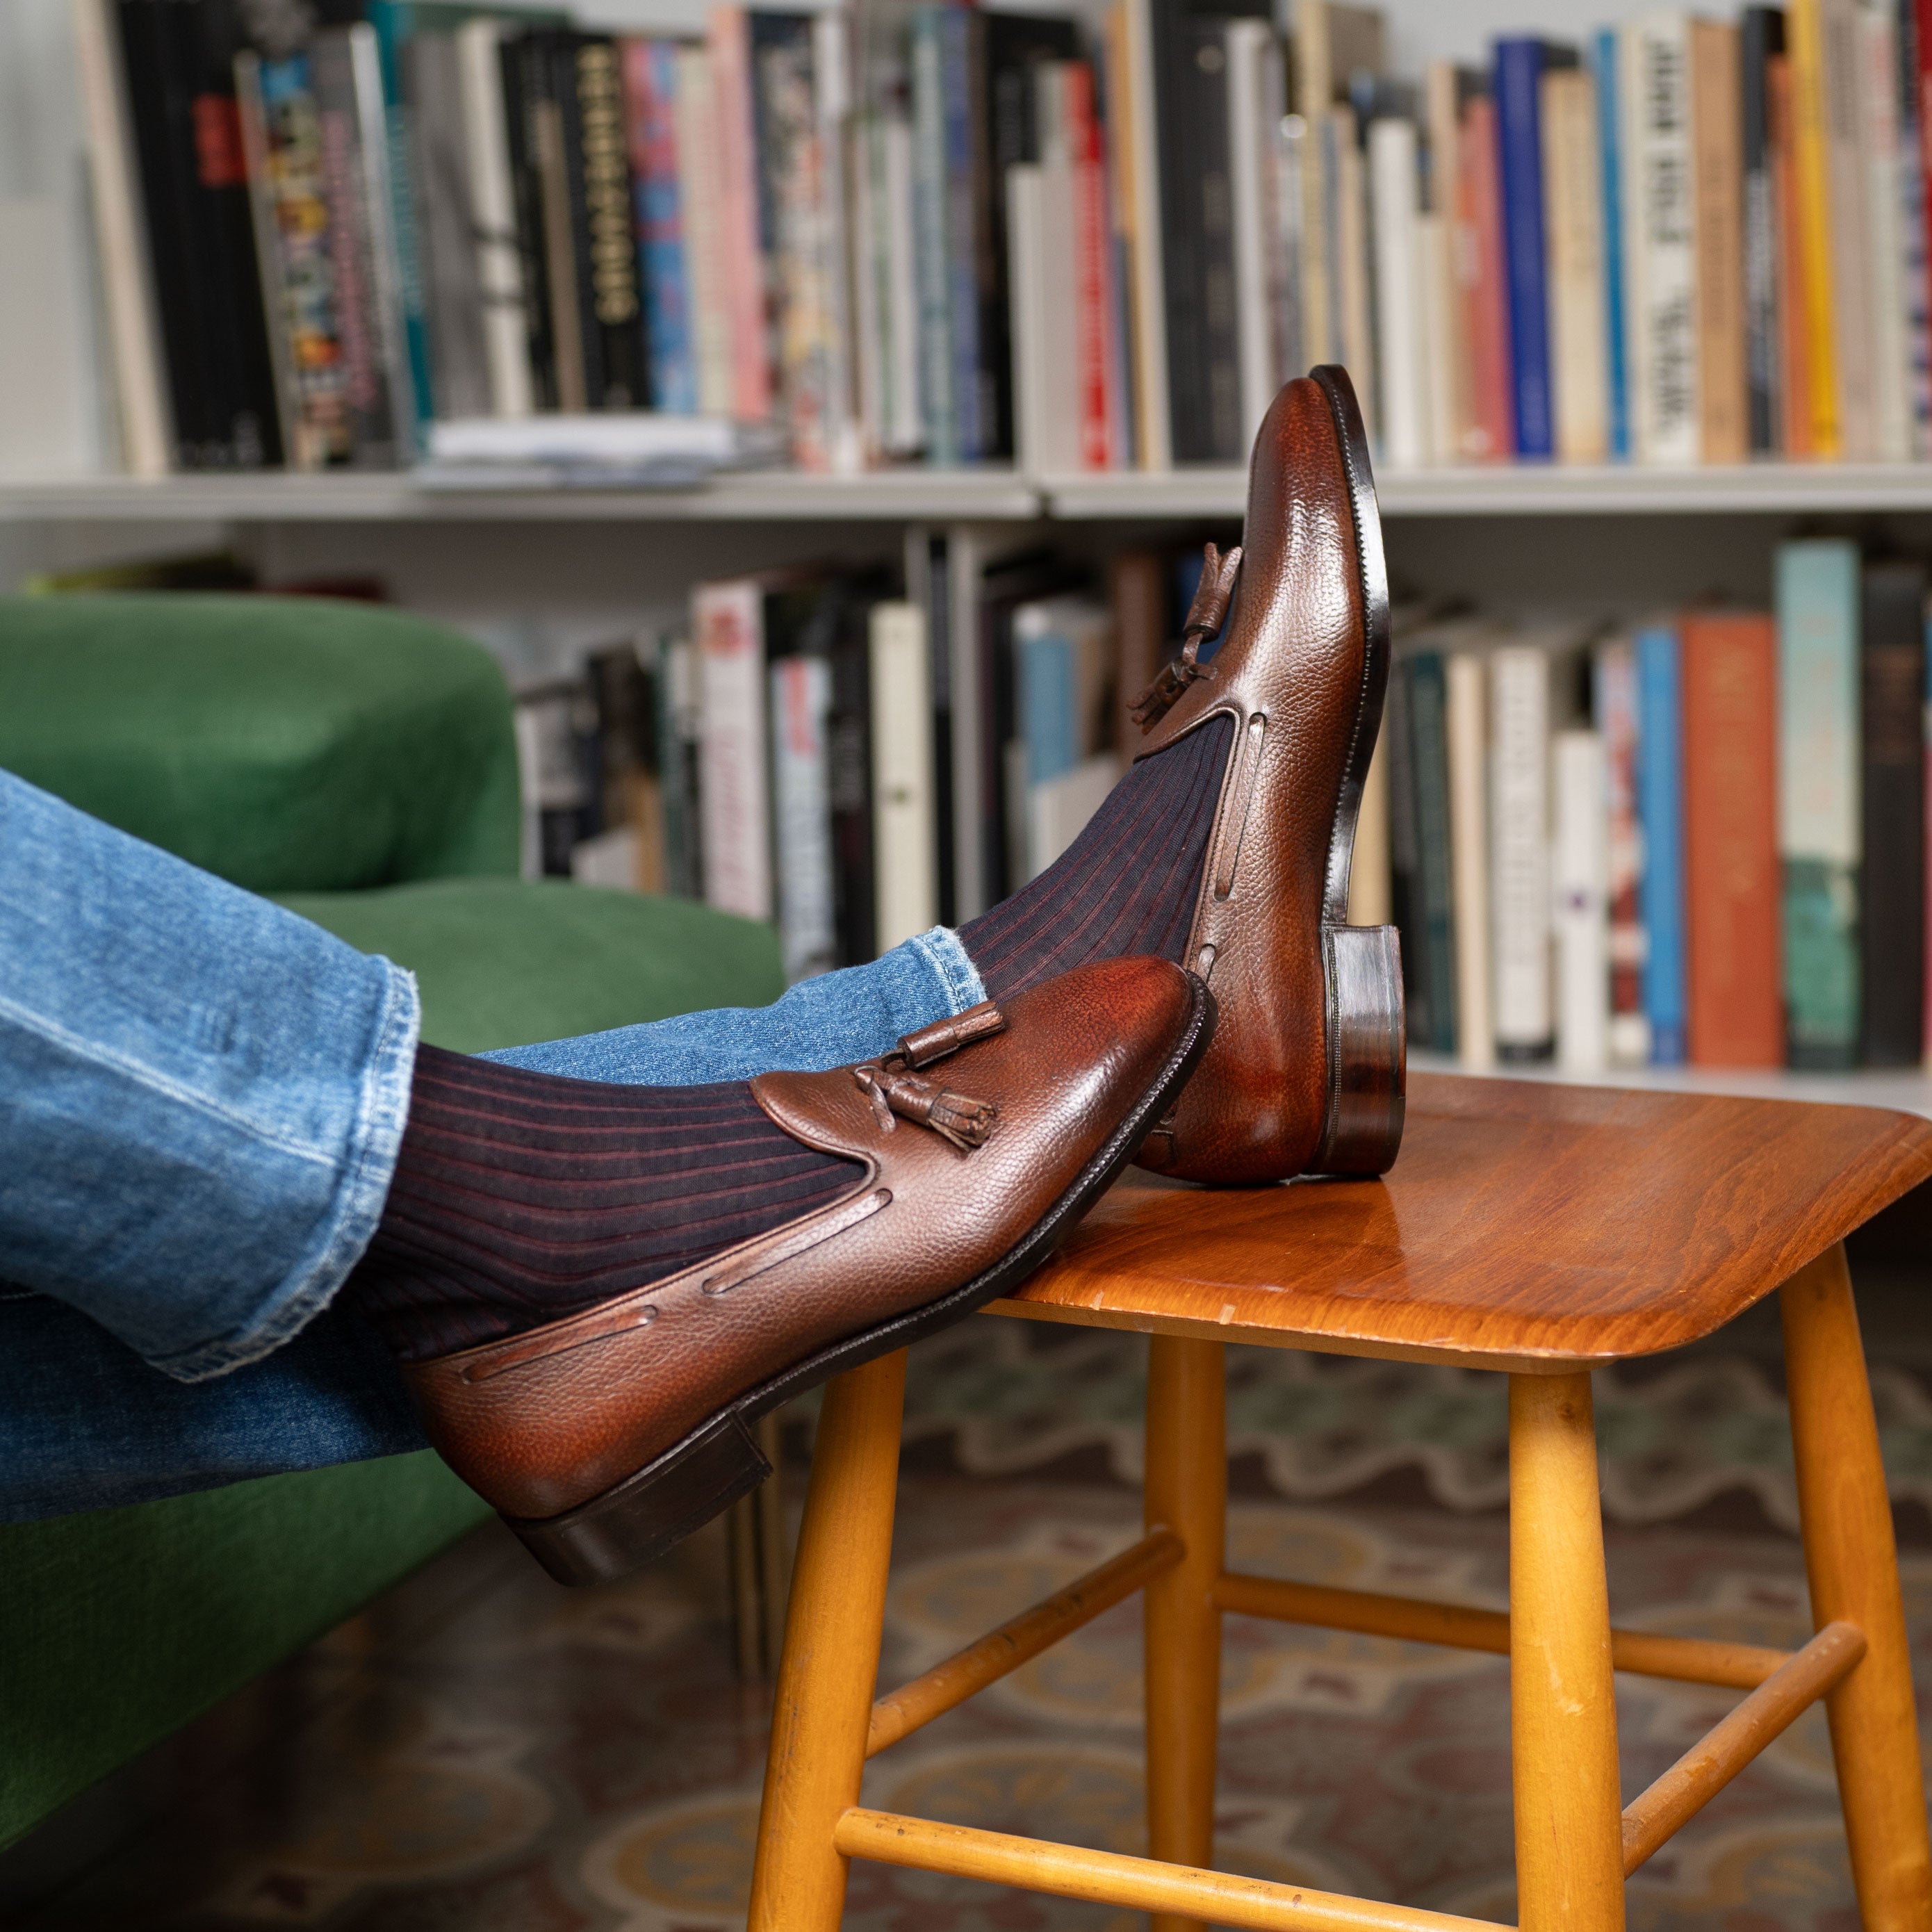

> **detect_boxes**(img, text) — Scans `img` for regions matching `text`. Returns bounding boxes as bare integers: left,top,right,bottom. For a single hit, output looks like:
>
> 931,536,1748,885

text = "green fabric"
284,876,786,1054
0,594,520,892
0,1456,490,1849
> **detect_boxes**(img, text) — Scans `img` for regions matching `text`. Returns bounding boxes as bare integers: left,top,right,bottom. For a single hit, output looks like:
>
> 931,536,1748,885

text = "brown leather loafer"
402,956,1215,1584
1129,365,1404,1186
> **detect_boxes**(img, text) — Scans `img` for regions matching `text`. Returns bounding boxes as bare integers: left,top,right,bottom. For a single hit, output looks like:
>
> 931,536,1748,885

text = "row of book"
1384,539,1929,1075
511,538,1210,976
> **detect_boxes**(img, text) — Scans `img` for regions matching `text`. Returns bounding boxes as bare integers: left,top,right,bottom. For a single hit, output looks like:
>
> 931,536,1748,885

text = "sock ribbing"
347,1048,859,1362
958,716,1231,1002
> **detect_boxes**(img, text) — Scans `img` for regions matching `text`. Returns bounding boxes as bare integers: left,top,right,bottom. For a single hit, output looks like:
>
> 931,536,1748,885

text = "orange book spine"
1683,612,1783,1067
1768,54,1813,456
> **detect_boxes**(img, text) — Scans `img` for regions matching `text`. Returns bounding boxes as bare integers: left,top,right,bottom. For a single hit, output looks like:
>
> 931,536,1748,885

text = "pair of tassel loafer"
407,368,1407,1585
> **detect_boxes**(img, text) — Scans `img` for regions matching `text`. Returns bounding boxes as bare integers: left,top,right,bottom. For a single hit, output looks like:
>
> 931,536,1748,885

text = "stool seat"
995,1072,1932,1370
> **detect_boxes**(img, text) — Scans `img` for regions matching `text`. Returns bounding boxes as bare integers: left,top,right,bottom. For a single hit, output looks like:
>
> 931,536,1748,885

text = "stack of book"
1386,537,1929,1076
511,540,1207,980
76,0,1932,481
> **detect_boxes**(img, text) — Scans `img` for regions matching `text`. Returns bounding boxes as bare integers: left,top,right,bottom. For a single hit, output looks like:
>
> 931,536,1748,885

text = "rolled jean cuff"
150,963,422,1384
907,926,987,1017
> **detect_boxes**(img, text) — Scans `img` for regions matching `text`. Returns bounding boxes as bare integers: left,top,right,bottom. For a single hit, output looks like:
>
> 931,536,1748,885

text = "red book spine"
706,5,770,422
1682,612,1783,1067
1065,62,1118,470
1460,95,1515,461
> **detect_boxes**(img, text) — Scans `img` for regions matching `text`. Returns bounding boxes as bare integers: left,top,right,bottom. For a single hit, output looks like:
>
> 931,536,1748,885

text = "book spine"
1493,40,1555,458
73,0,172,475
457,20,533,420
1690,20,1748,462
1066,63,1118,469
869,599,939,949
1860,562,1928,1063
1407,651,1458,1054
536,58,589,411
655,633,704,899
1901,0,1932,457
826,607,875,967
1120,0,1170,468
1369,116,1427,469
942,6,983,459
498,33,556,411
1741,10,1783,454
1593,32,1630,459
1348,723,1394,926
883,113,924,455
1769,52,1813,454
812,13,860,475
347,25,418,447
769,653,837,981
1489,644,1553,1058
1446,649,1493,1068
707,6,770,422
1425,61,1471,461
1788,0,1842,453
564,35,649,410
1682,614,1783,1066
1637,623,1686,1065
1777,539,1863,1067
673,46,734,418
363,1,436,439
1863,8,1913,461
1823,0,1878,459
1385,658,1430,1046
1462,94,1515,458
625,40,696,415
911,8,956,462
695,578,772,922
1005,161,1054,472
1540,67,1607,462
1227,22,1273,455
1333,106,1377,443
407,33,492,423
1553,730,1608,1073
1594,637,1651,1065
1626,18,1699,465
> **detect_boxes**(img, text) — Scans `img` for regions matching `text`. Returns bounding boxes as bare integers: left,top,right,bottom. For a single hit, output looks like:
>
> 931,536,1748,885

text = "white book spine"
1863,9,1912,463
1626,15,1699,466
1446,650,1495,1070
1006,164,1050,476
1124,0,1172,470
1417,212,1455,468
883,114,923,455
1368,116,1426,469
459,19,533,419
851,113,886,459
1345,719,1394,926
1227,19,1277,451
1542,69,1609,462
1489,645,1553,1057
348,24,418,440
812,13,862,476
1334,108,1377,442
694,580,772,922
770,655,837,980
676,46,735,418
869,600,938,949
1552,728,1610,1074
1823,0,1877,458
72,0,172,475
1033,70,1084,474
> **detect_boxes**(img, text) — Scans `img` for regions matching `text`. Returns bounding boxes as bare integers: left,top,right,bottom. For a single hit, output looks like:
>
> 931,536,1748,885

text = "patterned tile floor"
12,1265,1932,1930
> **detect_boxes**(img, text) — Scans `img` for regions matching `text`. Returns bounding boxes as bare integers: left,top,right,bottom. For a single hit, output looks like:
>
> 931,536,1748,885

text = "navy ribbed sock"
347,1047,858,1362
958,717,1230,1002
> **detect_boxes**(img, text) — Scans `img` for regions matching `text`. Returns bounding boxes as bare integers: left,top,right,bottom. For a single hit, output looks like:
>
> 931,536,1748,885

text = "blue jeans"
0,771,981,1520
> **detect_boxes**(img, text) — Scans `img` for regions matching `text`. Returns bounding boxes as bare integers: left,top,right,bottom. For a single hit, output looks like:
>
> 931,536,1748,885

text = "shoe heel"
1308,924,1405,1177
506,1410,773,1587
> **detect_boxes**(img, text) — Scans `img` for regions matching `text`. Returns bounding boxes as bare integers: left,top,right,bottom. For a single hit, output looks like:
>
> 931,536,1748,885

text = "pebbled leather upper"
1133,369,1382,1185
402,955,1202,1521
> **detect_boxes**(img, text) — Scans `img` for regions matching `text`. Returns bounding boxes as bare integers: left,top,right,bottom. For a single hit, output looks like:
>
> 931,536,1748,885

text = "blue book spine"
1636,623,1685,1065
632,41,696,414
1594,30,1630,461
910,8,955,464
365,0,435,440
1019,632,1078,785
1493,38,1554,459
941,5,981,460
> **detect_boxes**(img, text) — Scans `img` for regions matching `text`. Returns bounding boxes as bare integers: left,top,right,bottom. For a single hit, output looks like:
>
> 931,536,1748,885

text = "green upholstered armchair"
0,593,785,1850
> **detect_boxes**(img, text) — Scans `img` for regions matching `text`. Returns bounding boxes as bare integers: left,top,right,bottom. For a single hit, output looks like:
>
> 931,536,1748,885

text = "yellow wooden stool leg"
1509,1371,1626,1932
1143,1334,1227,1932
1782,1243,1932,1932
748,1350,908,1932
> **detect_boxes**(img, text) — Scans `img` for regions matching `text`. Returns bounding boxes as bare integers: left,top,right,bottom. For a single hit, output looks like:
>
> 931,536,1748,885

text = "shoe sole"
1306,364,1405,1179
506,977,1220,1586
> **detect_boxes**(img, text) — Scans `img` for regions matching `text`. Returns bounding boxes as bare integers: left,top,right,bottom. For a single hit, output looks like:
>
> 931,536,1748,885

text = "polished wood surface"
747,1351,906,1932
1783,1250,1932,1931
833,1808,1501,1932
1143,1337,1228,1932
1620,1621,1866,1875
994,1073,1932,1368
1508,1374,1626,1932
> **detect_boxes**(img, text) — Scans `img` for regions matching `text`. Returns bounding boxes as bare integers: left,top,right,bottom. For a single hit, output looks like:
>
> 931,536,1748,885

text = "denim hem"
147,963,423,1384
908,927,987,1018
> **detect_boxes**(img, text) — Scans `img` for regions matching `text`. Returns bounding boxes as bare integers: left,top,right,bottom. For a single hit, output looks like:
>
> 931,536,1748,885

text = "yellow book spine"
1787,0,1840,456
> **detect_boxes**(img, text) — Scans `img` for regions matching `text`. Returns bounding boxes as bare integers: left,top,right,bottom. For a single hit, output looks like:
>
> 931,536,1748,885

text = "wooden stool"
746,1073,1932,1932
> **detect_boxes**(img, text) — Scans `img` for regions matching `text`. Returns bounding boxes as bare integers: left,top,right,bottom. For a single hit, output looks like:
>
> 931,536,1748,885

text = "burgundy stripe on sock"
347,1048,860,1362
959,716,1231,1001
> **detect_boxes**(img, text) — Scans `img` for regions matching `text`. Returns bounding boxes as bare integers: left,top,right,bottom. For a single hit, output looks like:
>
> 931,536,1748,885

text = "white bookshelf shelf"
1409,1050,1932,1121
10,459,1932,526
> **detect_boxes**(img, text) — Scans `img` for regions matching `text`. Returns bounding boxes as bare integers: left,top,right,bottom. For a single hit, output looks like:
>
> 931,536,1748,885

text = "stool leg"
1143,1334,1227,1932
1509,1372,1625,1932
747,1350,907,1932
1782,1243,1932,1932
